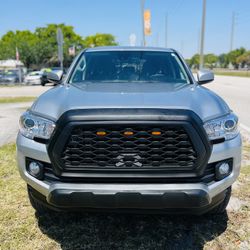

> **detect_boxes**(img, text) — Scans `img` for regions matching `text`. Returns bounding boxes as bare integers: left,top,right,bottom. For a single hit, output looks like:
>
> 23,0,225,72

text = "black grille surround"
48,109,212,179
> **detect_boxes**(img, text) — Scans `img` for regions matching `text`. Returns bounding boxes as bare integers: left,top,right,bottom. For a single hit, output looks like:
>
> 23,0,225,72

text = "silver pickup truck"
16,47,241,215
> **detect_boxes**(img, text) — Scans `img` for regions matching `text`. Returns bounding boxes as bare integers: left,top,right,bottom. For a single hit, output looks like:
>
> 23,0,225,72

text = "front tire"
27,185,53,214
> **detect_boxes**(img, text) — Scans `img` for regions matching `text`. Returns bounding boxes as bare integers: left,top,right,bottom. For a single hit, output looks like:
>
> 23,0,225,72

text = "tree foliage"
33,24,85,67
0,30,37,68
218,53,229,68
188,48,249,69
0,24,118,68
204,54,218,68
83,33,117,48
188,53,218,69
227,47,246,68
189,54,200,69
236,51,250,67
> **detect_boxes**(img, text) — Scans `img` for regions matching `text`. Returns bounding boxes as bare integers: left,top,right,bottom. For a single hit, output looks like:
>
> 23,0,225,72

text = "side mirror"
197,69,214,84
47,70,63,84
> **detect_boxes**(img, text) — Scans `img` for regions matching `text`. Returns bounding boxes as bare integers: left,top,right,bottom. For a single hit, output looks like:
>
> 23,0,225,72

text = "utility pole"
199,0,206,70
230,12,235,51
141,0,146,46
57,28,64,70
165,14,168,48
197,29,201,54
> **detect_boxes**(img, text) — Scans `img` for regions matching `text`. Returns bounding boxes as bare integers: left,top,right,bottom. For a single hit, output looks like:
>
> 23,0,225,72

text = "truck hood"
31,82,230,122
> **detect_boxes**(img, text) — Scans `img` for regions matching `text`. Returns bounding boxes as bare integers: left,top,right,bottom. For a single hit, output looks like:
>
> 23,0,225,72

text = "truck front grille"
61,124,197,170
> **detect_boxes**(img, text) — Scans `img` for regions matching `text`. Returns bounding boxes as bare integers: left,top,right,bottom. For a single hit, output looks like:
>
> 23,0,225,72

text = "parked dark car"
0,70,3,82
0,70,20,84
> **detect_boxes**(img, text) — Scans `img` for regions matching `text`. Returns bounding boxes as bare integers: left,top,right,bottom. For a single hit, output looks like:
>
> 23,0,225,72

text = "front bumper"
16,133,242,213
28,184,228,214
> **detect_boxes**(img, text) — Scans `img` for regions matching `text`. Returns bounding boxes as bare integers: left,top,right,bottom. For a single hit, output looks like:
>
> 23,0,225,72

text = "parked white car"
24,71,42,85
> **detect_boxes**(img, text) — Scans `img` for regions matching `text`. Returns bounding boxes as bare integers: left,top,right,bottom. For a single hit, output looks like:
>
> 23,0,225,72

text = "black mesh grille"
61,124,197,170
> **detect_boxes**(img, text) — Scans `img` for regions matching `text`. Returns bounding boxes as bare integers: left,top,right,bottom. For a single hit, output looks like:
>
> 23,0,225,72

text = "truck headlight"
19,111,56,140
203,113,239,141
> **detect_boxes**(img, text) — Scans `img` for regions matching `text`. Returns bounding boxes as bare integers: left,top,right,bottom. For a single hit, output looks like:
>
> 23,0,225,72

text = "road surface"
0,85,52,146
0,102,32,146
0,85,52,97
0,75,249,146
206,75,250,133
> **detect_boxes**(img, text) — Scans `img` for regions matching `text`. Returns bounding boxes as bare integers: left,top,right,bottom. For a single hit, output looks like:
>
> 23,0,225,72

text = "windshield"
69,51,191,85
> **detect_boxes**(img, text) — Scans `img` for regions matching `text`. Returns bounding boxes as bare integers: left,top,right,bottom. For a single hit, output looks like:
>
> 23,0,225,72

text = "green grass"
0,143,249,249
243,143,250,153
241,166,250,175
0,144,58,249
214,71,250,78
0,96,36,104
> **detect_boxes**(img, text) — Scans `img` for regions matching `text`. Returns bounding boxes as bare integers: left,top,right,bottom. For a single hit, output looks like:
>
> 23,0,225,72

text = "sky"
0,0,250,58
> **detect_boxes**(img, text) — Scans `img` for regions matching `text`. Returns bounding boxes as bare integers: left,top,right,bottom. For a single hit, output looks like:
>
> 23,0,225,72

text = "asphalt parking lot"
0,85,52,146
0,85,52,97
206,75,250,133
